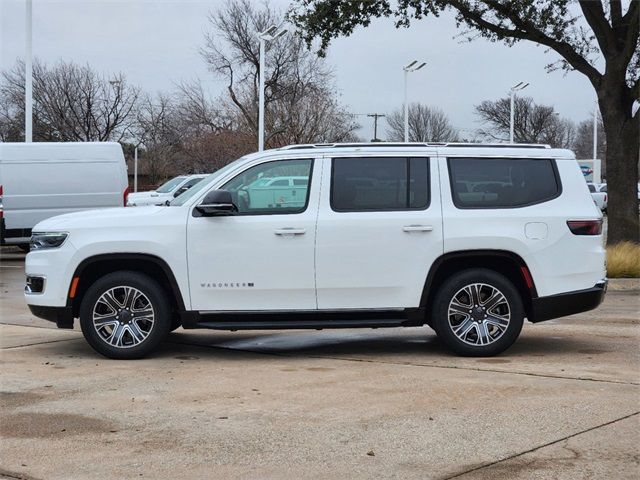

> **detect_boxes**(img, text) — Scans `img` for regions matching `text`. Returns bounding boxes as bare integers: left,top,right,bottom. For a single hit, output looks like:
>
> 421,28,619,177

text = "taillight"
567,220,602,235
123,186,129,207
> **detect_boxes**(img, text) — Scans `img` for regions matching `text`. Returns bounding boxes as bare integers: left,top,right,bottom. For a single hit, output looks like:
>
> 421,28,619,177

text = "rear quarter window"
448,158,561,209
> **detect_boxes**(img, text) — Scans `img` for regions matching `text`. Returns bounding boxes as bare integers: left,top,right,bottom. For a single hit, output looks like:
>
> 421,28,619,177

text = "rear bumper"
28,304,75,329
529,280,607,323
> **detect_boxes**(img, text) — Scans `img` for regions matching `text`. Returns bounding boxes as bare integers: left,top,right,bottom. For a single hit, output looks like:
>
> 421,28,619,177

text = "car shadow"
28,326,616,362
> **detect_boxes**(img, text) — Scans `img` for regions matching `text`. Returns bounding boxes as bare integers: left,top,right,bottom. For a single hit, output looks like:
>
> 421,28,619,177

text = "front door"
187,157,319,311
315,155,443,309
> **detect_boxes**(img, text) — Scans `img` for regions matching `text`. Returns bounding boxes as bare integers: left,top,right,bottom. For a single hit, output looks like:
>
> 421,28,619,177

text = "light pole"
257,25,286,151
25,0,33,142
509,81,529,143
403,60,426,142
592,99,598,160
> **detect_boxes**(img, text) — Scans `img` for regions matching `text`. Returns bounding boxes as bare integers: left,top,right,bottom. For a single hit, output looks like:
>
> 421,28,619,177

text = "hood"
127,191,159,201
33,206,168,231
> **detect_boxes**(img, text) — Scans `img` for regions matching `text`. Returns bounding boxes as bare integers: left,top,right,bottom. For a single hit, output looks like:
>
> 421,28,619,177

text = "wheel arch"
67,253,185,318
421,250,537,320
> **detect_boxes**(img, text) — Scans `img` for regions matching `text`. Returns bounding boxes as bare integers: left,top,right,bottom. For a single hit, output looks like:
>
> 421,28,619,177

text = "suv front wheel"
432,269,524,356
79,271,172,359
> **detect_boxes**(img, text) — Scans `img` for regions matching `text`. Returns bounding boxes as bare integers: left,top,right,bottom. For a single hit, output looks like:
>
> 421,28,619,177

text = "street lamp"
509,81,529,143
403,60,426,142
592,98,598,160
25,0,33,142
257,25,287,151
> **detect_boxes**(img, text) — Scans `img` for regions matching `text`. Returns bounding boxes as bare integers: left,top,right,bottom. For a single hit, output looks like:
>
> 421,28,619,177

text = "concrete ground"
1,248,638,479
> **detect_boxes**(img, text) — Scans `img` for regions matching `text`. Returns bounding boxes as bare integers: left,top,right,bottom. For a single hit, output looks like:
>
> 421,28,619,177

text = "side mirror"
173,186,189,198
194,190,237,217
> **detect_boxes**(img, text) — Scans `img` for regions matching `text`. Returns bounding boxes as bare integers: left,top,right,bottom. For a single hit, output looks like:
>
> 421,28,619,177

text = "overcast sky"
1,0,600,141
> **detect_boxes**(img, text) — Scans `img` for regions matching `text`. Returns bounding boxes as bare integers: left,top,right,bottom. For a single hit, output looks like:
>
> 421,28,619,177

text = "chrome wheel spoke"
107,323,127,347
449,300,471,316
127,321,146,344
123,287,137,309
482,290,506,310
452,318,475,338
467,284,481,306
94,314,119,328
98,290,121,312
132,307,153,319
485,314,509,329
475,322,490,345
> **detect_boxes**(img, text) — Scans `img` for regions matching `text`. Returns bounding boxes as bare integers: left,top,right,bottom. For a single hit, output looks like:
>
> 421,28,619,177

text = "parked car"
26,143,606,359
599,183,640,203
0,142,128,251
237,175,309,210
126,174,207,206
587,182,607,212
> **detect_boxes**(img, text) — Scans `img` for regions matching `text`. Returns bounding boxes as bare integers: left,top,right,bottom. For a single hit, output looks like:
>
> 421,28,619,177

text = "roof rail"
278,142,551,150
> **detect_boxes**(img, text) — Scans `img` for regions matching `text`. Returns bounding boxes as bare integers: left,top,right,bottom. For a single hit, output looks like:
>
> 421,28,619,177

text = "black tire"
431,268,524,357
79,271,172,359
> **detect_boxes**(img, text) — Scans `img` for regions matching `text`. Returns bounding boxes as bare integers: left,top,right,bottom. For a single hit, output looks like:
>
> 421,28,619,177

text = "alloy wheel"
447,283,511,346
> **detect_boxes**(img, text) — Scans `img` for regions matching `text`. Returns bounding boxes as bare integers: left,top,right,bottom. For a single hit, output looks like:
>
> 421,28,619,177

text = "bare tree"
201,0,358,147
174,79,233,137
181,129,255,174
0,59,139,142
135,93,183,183
475,96,575,148
386,103,458,142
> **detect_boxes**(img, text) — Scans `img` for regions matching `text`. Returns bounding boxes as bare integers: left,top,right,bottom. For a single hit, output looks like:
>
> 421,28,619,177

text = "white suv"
25,143,607,359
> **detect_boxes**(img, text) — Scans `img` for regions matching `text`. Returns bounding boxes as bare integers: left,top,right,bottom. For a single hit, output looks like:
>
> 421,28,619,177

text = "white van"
0,142,128,250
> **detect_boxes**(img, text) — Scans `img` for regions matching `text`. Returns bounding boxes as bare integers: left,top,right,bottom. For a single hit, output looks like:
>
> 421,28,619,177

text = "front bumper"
28,304,74,329
529,279,607,323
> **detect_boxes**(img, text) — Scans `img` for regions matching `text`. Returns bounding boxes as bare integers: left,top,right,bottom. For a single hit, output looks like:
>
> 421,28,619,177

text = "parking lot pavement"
1,251,639,479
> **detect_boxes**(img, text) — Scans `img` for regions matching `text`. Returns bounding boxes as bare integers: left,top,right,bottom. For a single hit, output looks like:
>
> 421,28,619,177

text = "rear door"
315,154,443,309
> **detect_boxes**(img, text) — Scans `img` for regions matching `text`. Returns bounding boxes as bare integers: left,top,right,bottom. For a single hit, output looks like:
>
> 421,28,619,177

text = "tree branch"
578,0,615,55
450,0,603,86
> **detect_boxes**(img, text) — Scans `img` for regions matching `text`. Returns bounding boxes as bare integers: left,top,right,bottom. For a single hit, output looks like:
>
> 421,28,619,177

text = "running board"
182,309,426,330
197,318,407,330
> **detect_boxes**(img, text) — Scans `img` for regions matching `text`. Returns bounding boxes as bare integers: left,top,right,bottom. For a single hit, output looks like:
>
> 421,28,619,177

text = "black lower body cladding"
529,280,607,323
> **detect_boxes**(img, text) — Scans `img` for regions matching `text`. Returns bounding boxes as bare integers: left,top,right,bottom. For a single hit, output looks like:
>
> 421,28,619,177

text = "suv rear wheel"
79,271,171,359
432,268,524,356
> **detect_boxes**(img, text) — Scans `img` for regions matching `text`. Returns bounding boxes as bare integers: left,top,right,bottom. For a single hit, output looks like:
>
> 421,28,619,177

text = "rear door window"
331,157,430,212
448,158,560,208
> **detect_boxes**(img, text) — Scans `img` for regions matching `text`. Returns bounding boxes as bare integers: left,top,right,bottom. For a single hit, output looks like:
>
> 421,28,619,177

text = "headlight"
30,232,69,250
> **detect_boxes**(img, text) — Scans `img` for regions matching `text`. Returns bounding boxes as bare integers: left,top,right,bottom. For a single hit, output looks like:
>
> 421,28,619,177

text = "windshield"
169,156,250,206
156,176,187,193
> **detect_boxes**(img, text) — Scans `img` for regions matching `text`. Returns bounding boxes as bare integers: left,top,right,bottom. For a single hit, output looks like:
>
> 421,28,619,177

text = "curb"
607,278,640,292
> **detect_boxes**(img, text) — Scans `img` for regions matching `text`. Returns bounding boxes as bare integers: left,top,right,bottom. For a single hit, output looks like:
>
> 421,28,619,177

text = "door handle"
274,228,306,236
402,225,434,232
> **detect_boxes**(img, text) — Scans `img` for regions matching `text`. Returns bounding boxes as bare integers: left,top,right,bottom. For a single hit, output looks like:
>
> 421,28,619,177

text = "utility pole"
367,113,386,141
